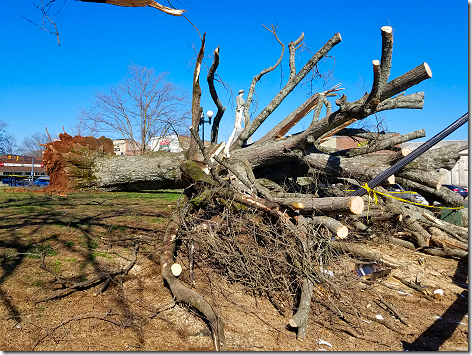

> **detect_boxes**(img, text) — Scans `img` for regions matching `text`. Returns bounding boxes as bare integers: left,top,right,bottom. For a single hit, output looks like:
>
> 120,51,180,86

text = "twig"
378,294,409,326
34,242,139,303
188,242,195,286
315,319,387,345
33,312,128,350
363,313,414,335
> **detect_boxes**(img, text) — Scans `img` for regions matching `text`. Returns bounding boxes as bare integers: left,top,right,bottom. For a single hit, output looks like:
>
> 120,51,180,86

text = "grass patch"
0,189,175,297
109,224,127,232
79,239,98,250
151,216,167,223
26,244,57,259
31,280,43,287
90,251,111,260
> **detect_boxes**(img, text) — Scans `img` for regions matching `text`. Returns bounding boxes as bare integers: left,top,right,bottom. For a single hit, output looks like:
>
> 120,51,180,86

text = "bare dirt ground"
0,187,468,351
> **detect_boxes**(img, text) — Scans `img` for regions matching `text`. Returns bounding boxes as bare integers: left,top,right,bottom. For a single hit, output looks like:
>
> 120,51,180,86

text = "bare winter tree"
80,63,190,154
18,132,49,157
70,109,100,137
0,120,17,154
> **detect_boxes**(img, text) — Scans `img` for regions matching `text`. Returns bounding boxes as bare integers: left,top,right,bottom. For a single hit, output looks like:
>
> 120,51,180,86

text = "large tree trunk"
42,133,185,191
42,130,463,208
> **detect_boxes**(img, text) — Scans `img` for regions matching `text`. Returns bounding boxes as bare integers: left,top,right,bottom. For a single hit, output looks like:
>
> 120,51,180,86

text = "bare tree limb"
336,129,425,157
243,24,285,128
234,32,342,148
207,46,226,144
77,0,185,16
186,33,206,160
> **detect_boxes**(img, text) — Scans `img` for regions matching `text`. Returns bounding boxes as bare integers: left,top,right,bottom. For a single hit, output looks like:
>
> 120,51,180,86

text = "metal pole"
350,112,468,197
202,119,205,143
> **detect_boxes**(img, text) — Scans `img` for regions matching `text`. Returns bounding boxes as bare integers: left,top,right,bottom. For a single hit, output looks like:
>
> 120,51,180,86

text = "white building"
401,140,468,188
149,134,184,153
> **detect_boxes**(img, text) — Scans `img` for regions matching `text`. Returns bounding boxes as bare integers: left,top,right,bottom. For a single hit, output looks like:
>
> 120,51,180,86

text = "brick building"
320,134,399,152
112,139,150,155
0,154,46,179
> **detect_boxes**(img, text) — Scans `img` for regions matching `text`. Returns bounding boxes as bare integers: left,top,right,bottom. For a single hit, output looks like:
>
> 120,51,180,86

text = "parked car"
382,183,429,205
442,184,468,198
2,177,33,187
34,176,50,186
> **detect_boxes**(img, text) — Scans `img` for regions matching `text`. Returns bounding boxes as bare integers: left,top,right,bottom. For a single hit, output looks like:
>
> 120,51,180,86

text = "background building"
0,154,46,179
112,139,150,155
401,140,468,188
149,134,184,153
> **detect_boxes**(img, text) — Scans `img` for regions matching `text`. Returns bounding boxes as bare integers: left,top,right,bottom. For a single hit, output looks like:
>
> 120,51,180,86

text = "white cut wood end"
424,63,432,77
401,148,411,157
289,318,298,328
171,263,182,277
349,196,364,215
335,225,349,239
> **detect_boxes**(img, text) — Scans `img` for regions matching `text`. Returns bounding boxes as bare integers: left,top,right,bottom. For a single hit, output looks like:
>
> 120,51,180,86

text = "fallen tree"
41,133,186,191
41,25,467,349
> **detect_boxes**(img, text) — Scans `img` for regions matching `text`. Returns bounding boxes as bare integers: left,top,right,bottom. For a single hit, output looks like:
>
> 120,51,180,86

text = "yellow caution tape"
352,184,464,210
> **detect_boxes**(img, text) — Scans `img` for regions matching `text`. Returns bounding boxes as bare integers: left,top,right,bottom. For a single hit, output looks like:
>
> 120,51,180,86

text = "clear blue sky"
1,0,468,147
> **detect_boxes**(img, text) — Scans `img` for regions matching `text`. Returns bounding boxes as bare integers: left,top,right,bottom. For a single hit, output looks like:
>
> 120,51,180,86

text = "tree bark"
272,196,364,215
90,152,186,190
403,215,430,247
207,46,226,144
186,33,206,160
289,276,314,340
336,129,425,158
311,216,349,239
428,226,468,251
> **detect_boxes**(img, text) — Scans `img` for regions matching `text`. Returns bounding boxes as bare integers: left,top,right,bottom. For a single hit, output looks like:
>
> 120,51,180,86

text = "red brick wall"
335,133,400,153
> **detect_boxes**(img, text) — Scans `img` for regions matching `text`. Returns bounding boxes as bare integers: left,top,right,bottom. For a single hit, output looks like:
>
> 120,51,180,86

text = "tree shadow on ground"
401,257,468,351
0,193,163,325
